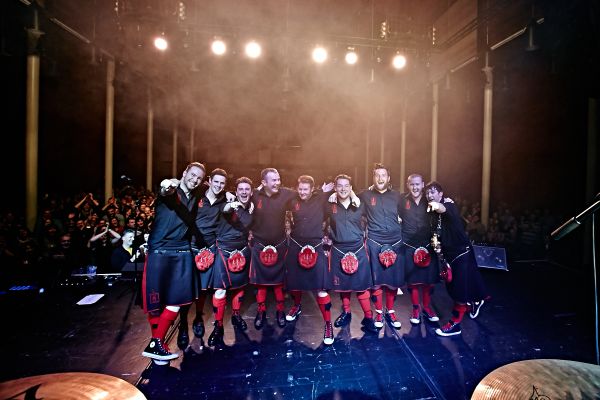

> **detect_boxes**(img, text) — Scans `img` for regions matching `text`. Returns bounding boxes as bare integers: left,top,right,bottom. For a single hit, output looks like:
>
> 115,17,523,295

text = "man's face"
127,219,136,228
182,166,205,191
425,187,443,203
373,168,390,192
60,235,71,249
297,182,313,201
335,179,352,201
236,182,252,204
262,171,281,195
122,232,135,247
407,176,424,199
209,174,227,196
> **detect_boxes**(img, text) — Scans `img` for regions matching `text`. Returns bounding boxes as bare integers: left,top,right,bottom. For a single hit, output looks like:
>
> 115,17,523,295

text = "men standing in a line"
425,181,488,336
141,162,205,362
399,174,440,325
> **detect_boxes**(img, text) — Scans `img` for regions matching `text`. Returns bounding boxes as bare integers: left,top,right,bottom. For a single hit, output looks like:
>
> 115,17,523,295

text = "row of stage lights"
153,36,408,69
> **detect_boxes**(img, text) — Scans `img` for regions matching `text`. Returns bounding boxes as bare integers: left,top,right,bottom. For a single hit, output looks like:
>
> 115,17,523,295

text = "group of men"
140,162,488,363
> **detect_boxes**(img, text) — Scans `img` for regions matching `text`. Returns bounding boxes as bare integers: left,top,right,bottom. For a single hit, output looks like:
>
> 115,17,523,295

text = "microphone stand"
552,198,600,365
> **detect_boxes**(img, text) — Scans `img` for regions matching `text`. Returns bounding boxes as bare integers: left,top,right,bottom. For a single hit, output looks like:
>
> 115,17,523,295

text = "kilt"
330,240,372,292
403,241,440,285
366,237,405,289
445,246,488,303
143,249,198,312
215,239,250,290
249,238,288,285
194,244,217,290
285,237,331,291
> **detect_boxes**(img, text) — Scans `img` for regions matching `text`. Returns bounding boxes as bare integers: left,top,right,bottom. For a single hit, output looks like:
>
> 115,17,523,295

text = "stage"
1,261,596,399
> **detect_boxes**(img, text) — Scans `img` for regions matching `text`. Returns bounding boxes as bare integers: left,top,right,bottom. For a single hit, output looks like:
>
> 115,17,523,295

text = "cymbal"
0,372,146,400
471,359,600,400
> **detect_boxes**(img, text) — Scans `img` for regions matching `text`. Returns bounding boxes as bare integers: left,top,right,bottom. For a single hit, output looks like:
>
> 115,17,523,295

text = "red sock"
213,296,227,326
274,284,285,311
385,288,396,310
357,291,373,318
256,286,267,312
147,313,160,337
422,284,434,311
451,303,469,323
371,288,383,310
291,290,302,306
317,294,332,322
196,292,207,318
231,289,244,314
408,284,421,307
340,292,352,312
155,308,178,341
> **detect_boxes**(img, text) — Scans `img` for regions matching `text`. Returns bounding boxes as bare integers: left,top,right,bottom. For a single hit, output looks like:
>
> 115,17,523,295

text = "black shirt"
289,191,329,241
398,193,430,245
251,187,296,243
148,187,196,251
326,201,365,244
359,188,403,242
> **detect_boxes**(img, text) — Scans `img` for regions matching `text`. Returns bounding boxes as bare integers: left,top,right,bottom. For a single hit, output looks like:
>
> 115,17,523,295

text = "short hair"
210,168,228,180
424,181,444,193
261,168,279,181
185,162,206,174
297,175,315,188
122,229,135,237
335,174,352,185
407,173,424,183
372,163,390,175
235,177,253,187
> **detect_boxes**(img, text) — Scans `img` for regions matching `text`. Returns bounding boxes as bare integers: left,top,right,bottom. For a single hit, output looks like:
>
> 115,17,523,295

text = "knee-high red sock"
147,313,160,337
371,288,383,311
451,303,469,323
422,284,434,311
155,308,179,341
357,291,373,318
317,294,332,322
274,284,285,311
213,296,227,326
256,286,267,312
196,291,207,317
340,292,351,312
385,288,396,310
408,284,421,307
231,288,244,314
291,290,302,306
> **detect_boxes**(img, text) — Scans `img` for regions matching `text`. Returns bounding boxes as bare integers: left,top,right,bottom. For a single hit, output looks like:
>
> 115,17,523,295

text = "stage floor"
1,261,596,399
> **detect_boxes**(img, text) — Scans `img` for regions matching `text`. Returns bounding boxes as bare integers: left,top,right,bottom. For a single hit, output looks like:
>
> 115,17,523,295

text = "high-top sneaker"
410,305,421,324
142,338,179,361
384,309,402,329
323,321,334,345
422,307,440,322
435,321,461,337
286,304,302,321
469,300,485,319
374,310,384,328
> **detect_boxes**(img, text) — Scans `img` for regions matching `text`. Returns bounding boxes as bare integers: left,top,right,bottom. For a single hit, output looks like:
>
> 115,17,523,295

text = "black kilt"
285,237,331,291
143,250,198,312
215,239,250,290
330,240,372,292
249,238,288,285
403,242,440,285
445,247,488,303
195,244,217,290
367,237,405,289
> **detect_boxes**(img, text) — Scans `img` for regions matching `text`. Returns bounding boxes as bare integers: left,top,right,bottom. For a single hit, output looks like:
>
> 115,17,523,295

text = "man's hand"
328,192,338,203
160,179,178,195
427,201,445,213
350,191,361,207
322,182,335,193
443,197,454,204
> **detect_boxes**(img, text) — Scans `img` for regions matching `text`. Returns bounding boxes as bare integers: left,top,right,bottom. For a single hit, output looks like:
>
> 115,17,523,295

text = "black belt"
151,249,191,254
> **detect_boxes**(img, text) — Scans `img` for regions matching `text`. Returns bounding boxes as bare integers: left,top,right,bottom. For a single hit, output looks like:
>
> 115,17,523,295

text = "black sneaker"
334,311,352,327
422,307,440,322
286,304,302,322
142,338,179,361
192,317,205,338
207,323,224,347
231,313,247,331
361,317,379,333
276,310,286,328
177,325,190,350
323,321,334,345
469,300,485,319
435,321,461,337
254,311,267,330
384,310,402,329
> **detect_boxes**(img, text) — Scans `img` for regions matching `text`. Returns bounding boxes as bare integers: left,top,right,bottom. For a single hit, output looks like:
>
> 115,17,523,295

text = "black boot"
207,322,224,347
231,313,248,331
254,311,267,330
177,323,190,350
192,317,205,338
276,310,286,328
334,311,352,327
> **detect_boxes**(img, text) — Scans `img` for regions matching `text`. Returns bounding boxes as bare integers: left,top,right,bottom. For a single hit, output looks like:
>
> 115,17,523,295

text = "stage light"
312,46,328,63
245,41,262,58
211,39,226,55
154,35,168,51
392,53,407,69
345,48,358,65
